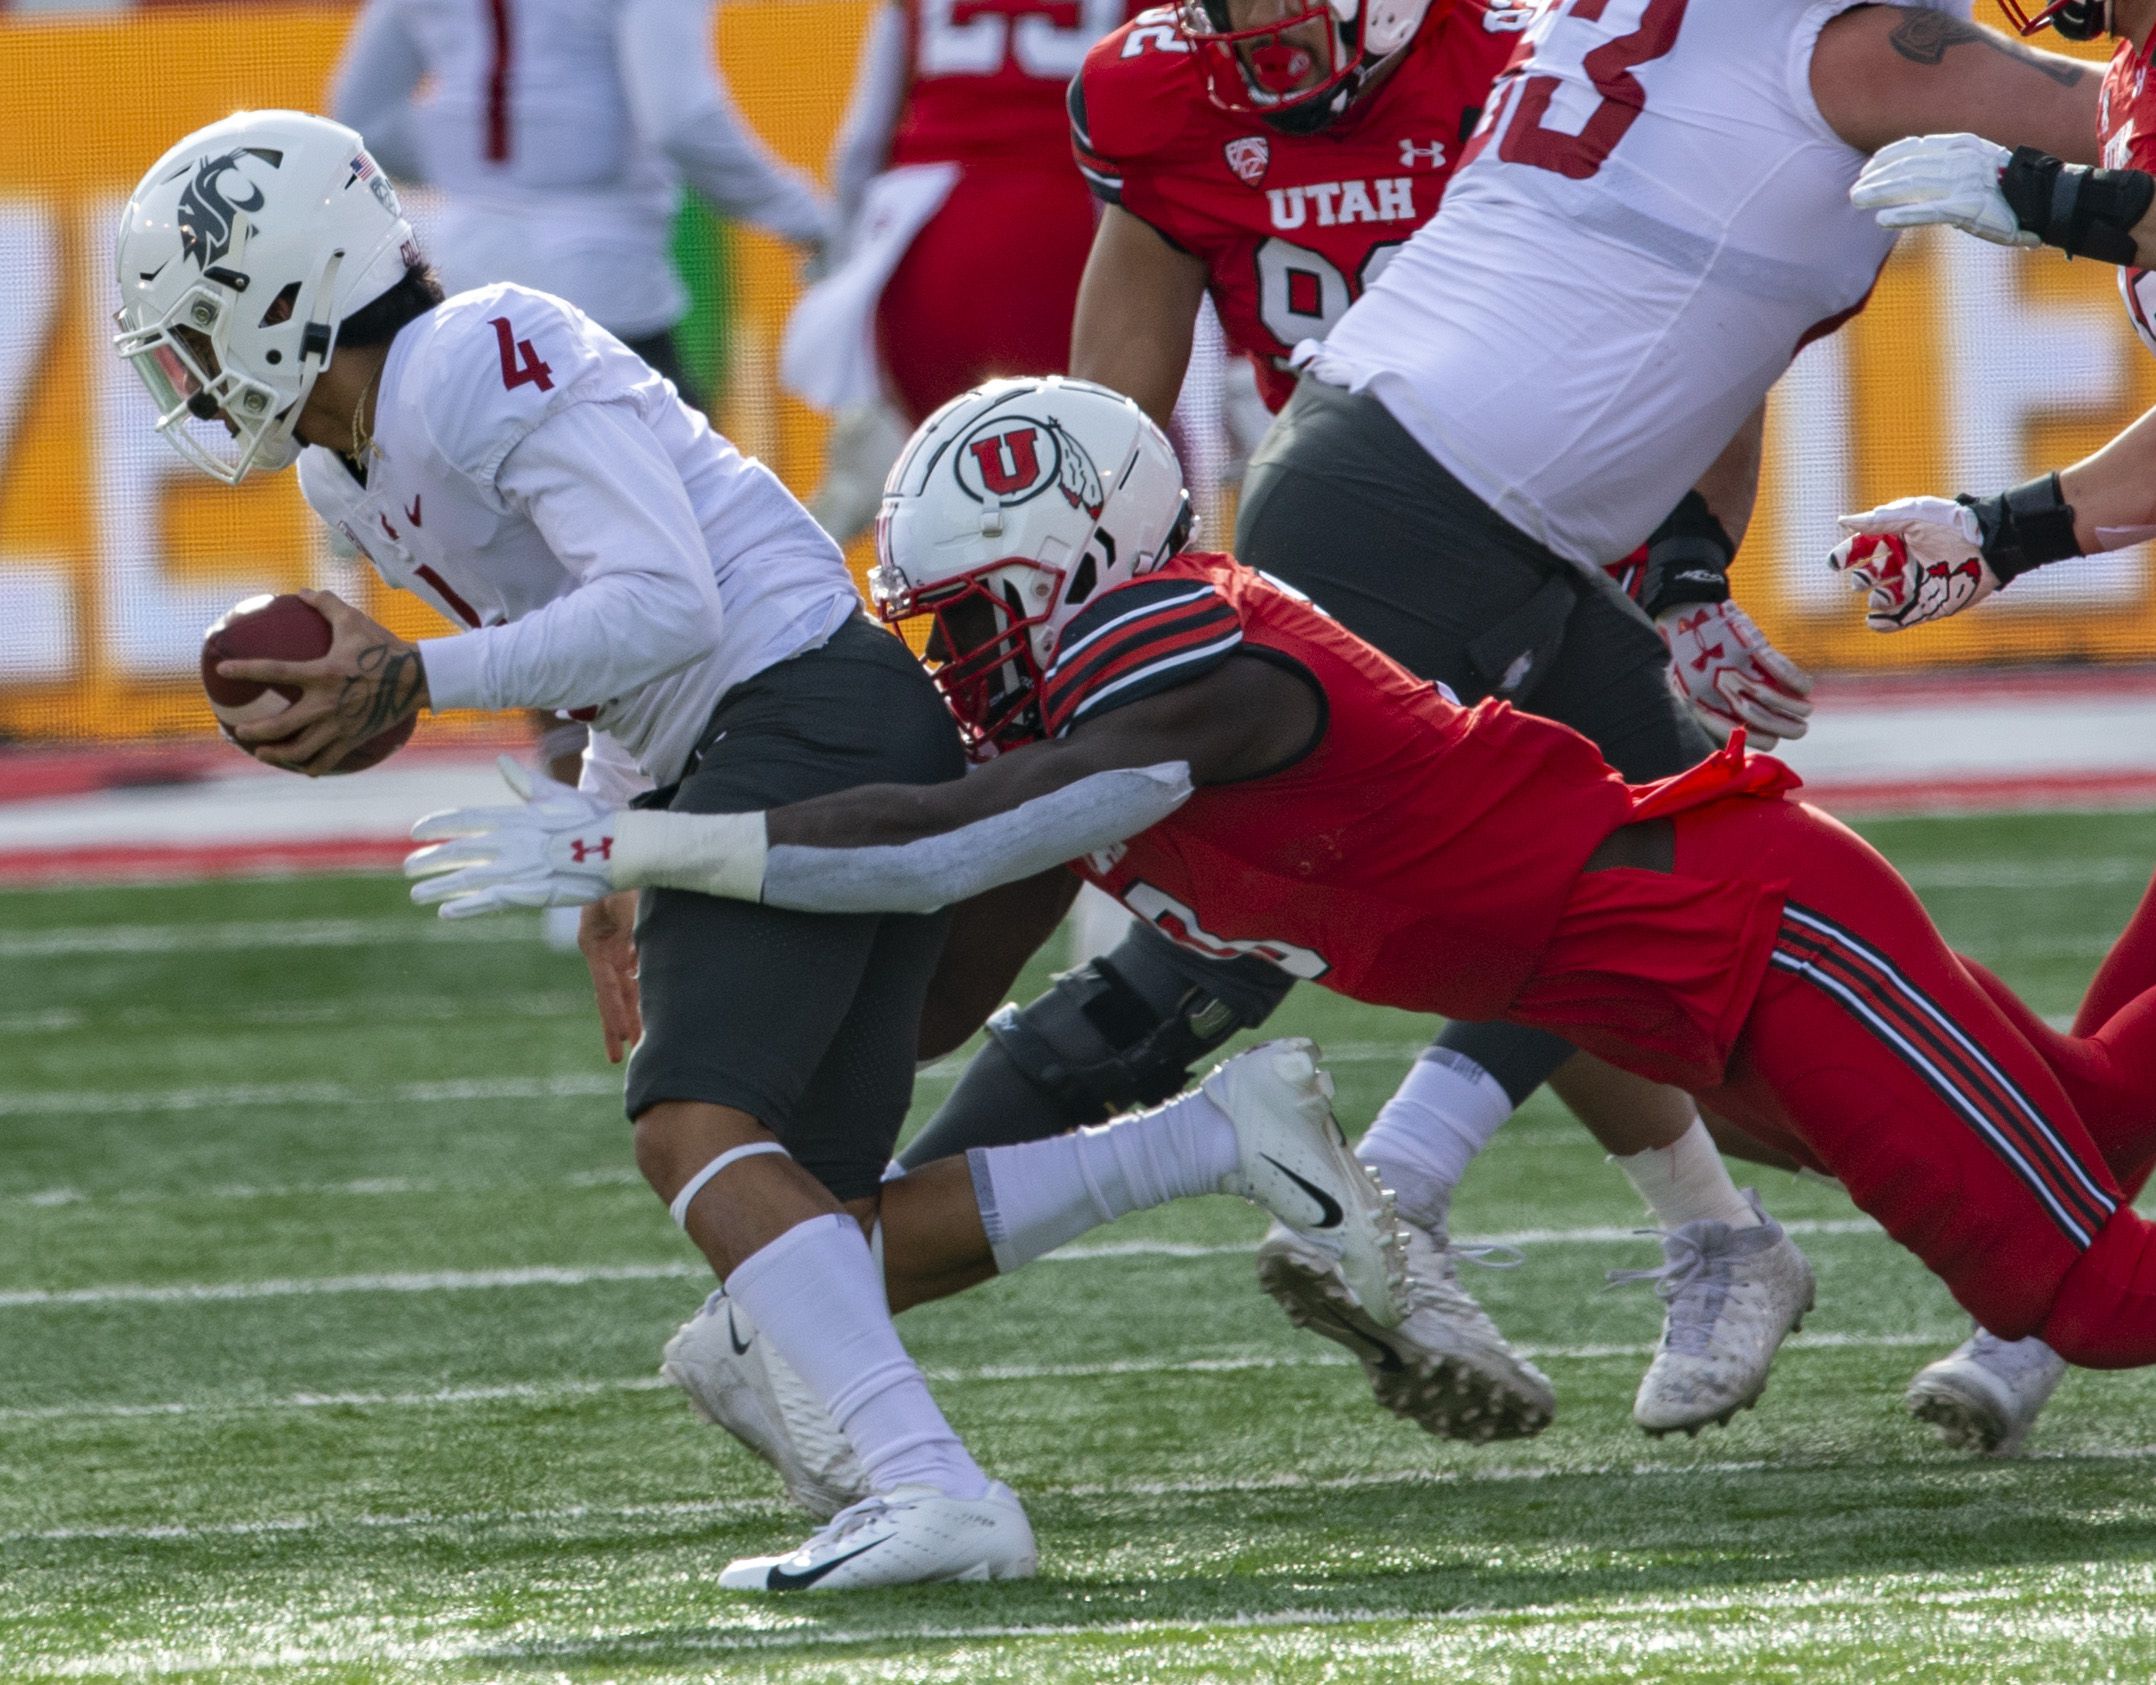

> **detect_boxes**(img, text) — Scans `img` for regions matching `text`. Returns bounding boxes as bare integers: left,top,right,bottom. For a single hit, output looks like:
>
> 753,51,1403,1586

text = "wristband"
611,807,769,901
1999,149,2156,266
1638,490,1735,618
1956,473,2083,586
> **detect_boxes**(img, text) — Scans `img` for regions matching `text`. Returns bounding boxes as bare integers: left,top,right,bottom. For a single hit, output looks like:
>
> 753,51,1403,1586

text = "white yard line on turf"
15,1435,2106,1550
0,1217,1891,1309
0,916,531,958
0,1328,1963,1430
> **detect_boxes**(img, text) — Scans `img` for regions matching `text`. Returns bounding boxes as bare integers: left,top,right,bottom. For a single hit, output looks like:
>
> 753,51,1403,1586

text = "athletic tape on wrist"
669,1139,790,1228
612,808,769,901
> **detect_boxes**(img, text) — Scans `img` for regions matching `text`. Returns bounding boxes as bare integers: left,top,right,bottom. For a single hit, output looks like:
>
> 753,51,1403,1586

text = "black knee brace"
897,936,1293,1170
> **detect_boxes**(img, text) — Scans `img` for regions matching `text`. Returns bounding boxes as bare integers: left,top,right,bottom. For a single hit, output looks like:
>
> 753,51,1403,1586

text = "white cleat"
719,1481,1037,1592
1612,1190,1815,1437
1905,1328,2067,1457
661,1290,868,1520
1257,1218,1555,1441
1205,1038,1409,1328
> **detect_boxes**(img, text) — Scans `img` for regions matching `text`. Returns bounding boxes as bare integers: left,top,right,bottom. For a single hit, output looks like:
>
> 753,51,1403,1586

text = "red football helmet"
1178,0,1437,133
1996,0,2111,39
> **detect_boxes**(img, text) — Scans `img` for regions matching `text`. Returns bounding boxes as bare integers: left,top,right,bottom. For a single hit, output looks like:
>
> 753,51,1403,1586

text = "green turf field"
6,807,2156,1683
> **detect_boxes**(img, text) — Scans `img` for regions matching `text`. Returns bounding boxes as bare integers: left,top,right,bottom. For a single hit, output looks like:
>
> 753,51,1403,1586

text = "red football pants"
1680,798,2156,1369
875,165,1097,423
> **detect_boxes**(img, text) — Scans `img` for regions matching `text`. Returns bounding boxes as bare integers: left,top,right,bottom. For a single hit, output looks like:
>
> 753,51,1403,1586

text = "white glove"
1829,497,2001,632
1657,600,1815,749
1849,133,2036,248
405,754,623,919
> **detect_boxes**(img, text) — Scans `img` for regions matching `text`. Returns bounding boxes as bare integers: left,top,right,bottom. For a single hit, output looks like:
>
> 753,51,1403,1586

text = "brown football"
200,594,416,775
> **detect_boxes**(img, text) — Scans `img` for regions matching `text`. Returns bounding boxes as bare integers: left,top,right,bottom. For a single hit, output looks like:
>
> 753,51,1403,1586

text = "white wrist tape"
611,807,770,901
669,1139,790,1228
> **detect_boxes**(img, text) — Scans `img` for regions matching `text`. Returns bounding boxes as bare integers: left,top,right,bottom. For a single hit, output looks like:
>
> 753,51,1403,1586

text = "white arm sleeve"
828,3,909,244
417,399,725,714
618,0,834,246
329,0,430,183
611,761,1195,911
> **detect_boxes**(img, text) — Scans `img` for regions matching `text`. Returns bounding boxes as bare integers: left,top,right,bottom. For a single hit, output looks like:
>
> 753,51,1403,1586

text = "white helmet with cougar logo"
870,376,1193,753
114,110,418,483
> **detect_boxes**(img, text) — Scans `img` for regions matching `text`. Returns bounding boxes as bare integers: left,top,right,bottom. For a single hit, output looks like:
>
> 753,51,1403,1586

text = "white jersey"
333,0,828,339
1308,0,1963,567
300,285,857,795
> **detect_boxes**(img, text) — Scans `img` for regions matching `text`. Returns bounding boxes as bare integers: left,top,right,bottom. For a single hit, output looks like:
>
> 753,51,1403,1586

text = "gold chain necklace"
349,368,381,461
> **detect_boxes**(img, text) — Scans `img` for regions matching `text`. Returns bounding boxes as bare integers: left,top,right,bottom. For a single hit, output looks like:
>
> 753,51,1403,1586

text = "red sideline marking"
1804,769,2156,816
0,837,412,886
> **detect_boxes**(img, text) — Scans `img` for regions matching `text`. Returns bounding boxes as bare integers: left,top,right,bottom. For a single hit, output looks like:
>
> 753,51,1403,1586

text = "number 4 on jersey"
489,316,555,393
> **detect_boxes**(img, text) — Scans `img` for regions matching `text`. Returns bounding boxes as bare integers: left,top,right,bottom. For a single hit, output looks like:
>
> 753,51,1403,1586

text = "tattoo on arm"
1888,10,2087,88
336,640,425,740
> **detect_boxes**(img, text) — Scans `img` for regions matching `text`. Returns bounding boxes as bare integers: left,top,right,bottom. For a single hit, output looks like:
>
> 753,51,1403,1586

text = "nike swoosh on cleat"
765,1537,886,1590
1260,1155,1344,1230
726,1306,753,1357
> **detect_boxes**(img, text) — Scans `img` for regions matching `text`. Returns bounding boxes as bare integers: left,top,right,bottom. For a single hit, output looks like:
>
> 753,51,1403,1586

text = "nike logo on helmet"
765,1536,886,1590
1260,1154,1344,1230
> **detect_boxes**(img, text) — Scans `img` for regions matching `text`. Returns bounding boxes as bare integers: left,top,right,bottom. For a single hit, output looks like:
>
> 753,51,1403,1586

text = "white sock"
1354,1048,1513,1234
1612,1116,1762,1230
967,1088,1240,1273
724,1213,988,1500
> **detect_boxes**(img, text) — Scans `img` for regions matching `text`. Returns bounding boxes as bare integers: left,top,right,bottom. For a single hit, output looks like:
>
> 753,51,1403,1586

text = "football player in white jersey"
1197,0,2103,1448
332,0,835,856
333,0,829,401
114,110,1416,1590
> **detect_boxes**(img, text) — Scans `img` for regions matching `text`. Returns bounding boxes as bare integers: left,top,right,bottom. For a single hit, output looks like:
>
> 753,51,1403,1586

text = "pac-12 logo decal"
174,147,279,270
1225,136,1271,187
955,415,1105,517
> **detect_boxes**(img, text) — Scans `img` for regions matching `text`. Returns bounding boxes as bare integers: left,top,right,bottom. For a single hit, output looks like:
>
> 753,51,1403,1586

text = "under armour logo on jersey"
174,147,278,270
1399,139,1447,170
1225,136,1271,187
954,416,1105,520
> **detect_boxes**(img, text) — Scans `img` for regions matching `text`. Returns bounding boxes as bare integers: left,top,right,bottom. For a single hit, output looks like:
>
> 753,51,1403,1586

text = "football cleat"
1206,1038,1409,1327
718,1481,1037,1592
1257,1218,1556,1441
1611,1191,1815,1436
661,1289,868,1520
1905,1327,2068,1457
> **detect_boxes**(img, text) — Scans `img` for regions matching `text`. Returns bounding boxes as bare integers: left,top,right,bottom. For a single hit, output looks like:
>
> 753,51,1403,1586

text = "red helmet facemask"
1996,0,2112,39
871,559,1064,759
1177,0,1363,127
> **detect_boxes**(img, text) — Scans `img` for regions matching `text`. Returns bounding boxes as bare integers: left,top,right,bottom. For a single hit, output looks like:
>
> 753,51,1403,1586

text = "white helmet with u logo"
869,377,1193,753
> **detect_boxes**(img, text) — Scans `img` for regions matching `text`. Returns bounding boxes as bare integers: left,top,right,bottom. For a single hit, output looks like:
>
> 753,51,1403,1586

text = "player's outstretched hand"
406,754,622,919
1850,134,2036,248
1831,498,2001,632
215,588,427,777
1656,600,1814,749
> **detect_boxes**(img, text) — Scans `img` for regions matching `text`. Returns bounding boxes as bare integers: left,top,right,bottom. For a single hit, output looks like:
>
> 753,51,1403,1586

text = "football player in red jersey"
414,377,2156,1423
891,0,1817,1450
789,0,1146,540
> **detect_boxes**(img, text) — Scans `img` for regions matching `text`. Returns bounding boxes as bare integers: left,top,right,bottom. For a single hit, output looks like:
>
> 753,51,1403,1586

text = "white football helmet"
870,377,1193,754
113,110,418,482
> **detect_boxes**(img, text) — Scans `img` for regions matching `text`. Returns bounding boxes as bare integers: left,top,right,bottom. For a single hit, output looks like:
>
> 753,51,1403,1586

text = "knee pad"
987,948,1288,1122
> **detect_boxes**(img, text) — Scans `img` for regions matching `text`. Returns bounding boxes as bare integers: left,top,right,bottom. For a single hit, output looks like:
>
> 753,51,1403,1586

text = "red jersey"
1069,1,1523,408
891,0,1142,171
2100,38,2156,353
1035,551,1648,1019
